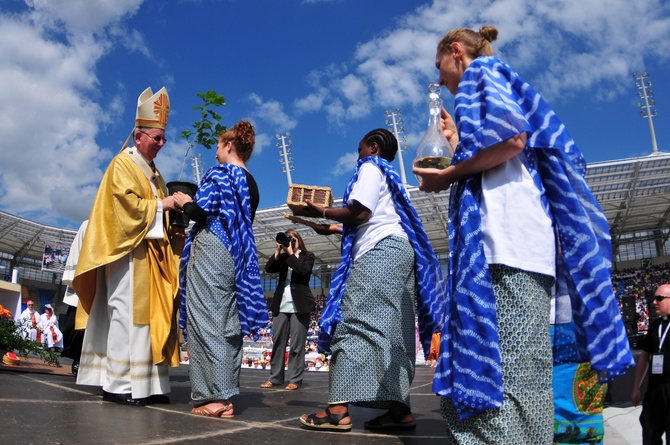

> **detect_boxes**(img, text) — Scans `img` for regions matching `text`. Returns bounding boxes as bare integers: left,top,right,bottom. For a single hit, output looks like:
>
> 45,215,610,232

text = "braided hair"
362,128,398,162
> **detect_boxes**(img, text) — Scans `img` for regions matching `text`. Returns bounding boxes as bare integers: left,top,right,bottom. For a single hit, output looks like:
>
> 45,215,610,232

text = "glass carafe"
413,83,452,182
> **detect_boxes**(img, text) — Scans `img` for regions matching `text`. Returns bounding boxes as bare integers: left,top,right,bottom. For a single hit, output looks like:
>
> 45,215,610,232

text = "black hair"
362,128,398,162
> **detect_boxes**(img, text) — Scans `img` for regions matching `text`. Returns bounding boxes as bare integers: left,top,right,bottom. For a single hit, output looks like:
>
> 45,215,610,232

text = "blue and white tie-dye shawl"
318,155,446,355
432,56,635,419
178,164,269,337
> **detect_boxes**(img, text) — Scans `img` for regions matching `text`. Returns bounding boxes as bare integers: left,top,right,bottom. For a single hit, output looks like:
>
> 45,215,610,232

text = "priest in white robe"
40,304,63,349
20,300,41,343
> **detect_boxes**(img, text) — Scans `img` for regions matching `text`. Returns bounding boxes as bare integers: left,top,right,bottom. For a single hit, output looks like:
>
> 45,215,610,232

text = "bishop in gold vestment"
73,87,183,405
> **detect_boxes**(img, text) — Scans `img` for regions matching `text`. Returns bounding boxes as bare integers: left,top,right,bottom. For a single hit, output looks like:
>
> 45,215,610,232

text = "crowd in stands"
236,266,670,367
612,263,670,334
42,246,69,272
241,351,330,372
243,294,328,344
257,265,670,360
239,294,330,371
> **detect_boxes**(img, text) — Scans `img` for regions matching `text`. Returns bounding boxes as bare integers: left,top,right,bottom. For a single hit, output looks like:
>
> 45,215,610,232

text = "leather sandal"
299,407,352,432
191,401,234,418
285,383,300,390
219,404,234,419
364,408,416,430
260,381,279,388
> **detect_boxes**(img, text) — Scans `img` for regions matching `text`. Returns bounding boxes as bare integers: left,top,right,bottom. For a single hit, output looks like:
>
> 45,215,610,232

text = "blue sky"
1,0,669,229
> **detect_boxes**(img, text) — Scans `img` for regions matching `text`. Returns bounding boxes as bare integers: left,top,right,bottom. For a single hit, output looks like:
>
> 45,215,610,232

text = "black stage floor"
0,359,450,444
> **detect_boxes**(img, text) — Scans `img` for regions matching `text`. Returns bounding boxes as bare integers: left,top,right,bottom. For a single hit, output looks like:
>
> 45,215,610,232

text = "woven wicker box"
286,184,333,212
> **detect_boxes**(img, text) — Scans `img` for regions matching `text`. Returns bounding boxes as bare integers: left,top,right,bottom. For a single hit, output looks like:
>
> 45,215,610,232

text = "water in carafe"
413,83,452,183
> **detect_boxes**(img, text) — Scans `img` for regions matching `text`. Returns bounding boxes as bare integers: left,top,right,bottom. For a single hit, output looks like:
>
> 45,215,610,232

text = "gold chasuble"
73,149,182,366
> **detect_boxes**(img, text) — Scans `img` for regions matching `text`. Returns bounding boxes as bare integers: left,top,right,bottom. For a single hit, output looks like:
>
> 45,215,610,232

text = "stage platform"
0,356,642,444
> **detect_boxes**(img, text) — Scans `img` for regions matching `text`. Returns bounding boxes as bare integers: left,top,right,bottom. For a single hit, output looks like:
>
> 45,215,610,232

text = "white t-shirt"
347,162,407,261
279,250,300,313
480,154,556,277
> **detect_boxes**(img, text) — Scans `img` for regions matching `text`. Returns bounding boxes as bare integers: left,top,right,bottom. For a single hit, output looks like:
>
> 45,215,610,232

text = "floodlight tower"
634,72,660,155
190,154,203,184
276,131,294,186
385,109,409,184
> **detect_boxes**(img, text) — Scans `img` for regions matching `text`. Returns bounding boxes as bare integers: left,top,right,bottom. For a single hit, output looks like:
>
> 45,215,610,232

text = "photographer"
261,229,316,390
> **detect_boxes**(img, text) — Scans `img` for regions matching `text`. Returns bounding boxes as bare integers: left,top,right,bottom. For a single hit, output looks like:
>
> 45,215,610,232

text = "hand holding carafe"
413,84,454,183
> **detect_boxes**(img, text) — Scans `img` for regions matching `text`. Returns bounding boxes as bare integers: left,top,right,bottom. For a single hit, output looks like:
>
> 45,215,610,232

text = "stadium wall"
614,255,670,271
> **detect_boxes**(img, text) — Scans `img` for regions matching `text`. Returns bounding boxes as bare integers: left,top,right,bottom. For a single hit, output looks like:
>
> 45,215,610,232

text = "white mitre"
135,86,170,130
121,86,170,150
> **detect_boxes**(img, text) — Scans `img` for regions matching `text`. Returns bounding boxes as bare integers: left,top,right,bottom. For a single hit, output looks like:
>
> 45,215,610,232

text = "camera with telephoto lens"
276,232,296,248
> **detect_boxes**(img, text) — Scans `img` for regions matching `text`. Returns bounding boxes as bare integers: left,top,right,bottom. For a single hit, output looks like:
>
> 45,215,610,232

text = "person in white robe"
60,220,87,376
19,300,40,342
40,304,63,349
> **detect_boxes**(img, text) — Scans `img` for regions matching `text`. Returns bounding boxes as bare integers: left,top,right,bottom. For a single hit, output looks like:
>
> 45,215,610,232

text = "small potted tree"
167,90,227,227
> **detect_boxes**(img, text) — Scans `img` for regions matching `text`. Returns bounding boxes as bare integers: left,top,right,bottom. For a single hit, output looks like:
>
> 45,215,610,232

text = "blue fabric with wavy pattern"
432,56,634,419
318,155,446,356
178,164,269,337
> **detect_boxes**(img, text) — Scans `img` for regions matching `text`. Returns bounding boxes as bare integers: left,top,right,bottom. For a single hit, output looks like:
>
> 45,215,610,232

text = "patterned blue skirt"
186,228,242,403
441,264,554,444
328,236,416,409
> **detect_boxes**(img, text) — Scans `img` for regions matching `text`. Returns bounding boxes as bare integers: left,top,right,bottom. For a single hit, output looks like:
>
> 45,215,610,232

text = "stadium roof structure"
586,152,670,257
0,211,77,268
2,152,670,277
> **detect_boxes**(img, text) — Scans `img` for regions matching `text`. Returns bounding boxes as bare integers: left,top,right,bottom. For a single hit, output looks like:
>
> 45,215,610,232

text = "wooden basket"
286,184,333,212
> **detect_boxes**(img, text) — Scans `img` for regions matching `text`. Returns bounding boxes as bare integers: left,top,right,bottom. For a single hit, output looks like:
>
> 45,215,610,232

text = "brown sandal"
260,381,279,388
191,401,234,418
219,404,234,419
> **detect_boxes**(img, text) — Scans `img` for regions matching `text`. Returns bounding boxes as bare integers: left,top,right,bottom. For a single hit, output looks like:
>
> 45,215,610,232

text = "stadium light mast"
276,131,294,186
190,154,203,184
634,72,660,155
385,109,409,184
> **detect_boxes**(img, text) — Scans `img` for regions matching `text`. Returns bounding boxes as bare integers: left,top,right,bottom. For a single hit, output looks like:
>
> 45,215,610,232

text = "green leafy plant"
177,90,227,180
0,305,60,367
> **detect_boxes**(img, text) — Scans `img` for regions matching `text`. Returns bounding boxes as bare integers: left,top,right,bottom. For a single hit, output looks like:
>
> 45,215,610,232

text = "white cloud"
109,26,151,57
27,0,143,34
298,0,670,120
0,17,104,220
294,88,327,113
253,132,271,158
0,1,145,226
324,99,346,126
246,93,299,157
337,74,370,119
330,152,358,177
248,93,298,131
